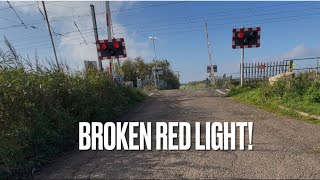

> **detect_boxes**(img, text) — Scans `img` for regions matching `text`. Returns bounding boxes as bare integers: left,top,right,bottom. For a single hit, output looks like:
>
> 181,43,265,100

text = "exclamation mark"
248,122,253,150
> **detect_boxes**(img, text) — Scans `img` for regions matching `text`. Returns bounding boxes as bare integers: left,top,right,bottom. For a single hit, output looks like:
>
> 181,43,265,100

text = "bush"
0,69,145,178
304,82,320,103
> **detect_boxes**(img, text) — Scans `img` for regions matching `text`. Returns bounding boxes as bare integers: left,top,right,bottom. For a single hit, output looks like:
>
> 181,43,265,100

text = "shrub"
304,82,320,103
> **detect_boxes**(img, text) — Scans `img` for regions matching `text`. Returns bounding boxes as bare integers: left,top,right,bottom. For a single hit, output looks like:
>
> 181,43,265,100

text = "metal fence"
226,57,320,85
283,57,319,76
241,61,290,83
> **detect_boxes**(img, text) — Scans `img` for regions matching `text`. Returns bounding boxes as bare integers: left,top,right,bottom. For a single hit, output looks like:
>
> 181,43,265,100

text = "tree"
121,57,179,89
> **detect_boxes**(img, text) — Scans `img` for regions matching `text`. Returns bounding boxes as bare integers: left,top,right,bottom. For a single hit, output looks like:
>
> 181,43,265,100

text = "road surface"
34,89,320,179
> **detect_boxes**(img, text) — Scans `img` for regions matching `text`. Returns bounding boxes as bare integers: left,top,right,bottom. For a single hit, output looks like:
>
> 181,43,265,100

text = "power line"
7,1,28,29
5,10,320,52
10,13,320,56
111,2,187,13
112,2,307,28
46,1,186,12
115,7,320,35
73,21,87,44
37,2,61,36
112,4,320,33
0,1,55,11
0,16,20,24
154,11,320,37
4,7,320,45
14,2,186,25
3,2,320,54
0,2,308,31
15,41,95,52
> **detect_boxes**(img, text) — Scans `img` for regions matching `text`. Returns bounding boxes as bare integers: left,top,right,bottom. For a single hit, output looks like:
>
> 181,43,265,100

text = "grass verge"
228,75,320,124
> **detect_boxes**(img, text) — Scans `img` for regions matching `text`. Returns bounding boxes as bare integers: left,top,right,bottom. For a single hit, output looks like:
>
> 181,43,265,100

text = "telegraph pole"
42,1,60,71
90,4,103,72
205,22,215,85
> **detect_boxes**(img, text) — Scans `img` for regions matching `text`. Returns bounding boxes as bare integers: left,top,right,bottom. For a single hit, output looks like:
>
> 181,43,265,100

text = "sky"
1,1,320,83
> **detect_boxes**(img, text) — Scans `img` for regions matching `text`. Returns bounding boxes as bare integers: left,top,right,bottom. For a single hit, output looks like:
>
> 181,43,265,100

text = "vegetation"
0,39,145,178
228,73,320,124
181,80,210,89
121,57,180,89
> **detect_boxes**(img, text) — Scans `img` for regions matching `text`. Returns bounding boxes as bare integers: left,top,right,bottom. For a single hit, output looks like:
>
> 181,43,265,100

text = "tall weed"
0,41,145,178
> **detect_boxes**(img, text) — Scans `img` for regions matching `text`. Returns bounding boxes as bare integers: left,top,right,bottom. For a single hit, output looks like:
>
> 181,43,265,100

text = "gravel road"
34,89,320,179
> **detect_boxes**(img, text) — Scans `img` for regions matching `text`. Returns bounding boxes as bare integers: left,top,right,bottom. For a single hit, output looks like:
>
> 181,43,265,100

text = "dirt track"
34,89,320,179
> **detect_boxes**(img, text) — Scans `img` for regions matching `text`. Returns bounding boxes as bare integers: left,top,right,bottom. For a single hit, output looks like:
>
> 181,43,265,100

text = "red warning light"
113,42,120,49
101,43,107,50
237,32,244,39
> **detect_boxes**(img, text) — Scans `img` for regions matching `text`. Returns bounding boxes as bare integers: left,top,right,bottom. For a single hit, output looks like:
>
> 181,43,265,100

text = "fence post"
266,62,269,79
316,58,319,81
289,60,293,72
250,62,253,83
263,63,266,81
254,63,258,82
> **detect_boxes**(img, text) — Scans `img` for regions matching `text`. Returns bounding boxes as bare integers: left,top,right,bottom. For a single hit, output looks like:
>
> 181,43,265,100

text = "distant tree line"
120,57,180,89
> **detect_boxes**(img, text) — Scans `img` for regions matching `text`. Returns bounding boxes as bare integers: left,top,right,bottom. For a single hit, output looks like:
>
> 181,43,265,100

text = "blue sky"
1,1,320,83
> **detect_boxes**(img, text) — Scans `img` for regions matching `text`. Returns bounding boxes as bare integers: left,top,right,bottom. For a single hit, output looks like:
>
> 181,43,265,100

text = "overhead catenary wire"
113,3,319,31
73,21,87,44
7,1,28,29
113,5,320,34
0,1,56,11
0,2,317,37
0,1,187,27
5,6,320,42
111,2,309,28
37,2,60,36
0,1,306,30
3,2,320,55
6,10,320,53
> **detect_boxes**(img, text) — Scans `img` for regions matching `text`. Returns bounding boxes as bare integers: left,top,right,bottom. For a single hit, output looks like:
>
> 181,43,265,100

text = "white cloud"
8,1,153,69
249,44,320,64
282,44,320,59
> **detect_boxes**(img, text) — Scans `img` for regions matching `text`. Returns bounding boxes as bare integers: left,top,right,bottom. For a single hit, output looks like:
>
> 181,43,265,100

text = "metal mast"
90,5,103,72
205,22,215,85
149,36,157,60
149,36,157,86
42,1,60,71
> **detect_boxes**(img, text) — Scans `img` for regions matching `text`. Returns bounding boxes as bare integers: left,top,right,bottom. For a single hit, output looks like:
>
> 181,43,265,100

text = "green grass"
179,85,186,90
187,83,208,89
228,75,320,124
